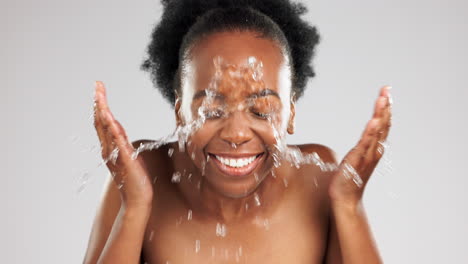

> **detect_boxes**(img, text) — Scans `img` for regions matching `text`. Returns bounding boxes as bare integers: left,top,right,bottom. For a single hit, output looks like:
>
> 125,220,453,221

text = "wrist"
122,199,153,213
330,198,363,214
121,204,152,223
120,191,154,209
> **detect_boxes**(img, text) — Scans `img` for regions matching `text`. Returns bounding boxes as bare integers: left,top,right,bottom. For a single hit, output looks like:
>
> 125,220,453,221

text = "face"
176,31,295,198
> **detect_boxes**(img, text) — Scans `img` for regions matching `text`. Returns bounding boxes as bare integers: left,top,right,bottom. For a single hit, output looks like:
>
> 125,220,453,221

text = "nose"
219,111,254,146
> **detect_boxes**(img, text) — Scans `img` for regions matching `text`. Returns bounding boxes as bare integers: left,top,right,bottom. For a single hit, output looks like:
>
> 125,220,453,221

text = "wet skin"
85,31,392,264
150,31,332,262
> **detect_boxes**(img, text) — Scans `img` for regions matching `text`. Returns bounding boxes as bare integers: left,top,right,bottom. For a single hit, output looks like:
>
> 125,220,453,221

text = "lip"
208,152,265,178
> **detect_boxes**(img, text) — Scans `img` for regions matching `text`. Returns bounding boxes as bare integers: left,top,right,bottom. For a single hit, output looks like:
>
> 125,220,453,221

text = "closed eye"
203,109,225,119
251,109,271,119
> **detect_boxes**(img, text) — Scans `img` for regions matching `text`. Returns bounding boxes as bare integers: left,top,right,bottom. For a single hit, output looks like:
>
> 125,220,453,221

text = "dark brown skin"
83,31,392,264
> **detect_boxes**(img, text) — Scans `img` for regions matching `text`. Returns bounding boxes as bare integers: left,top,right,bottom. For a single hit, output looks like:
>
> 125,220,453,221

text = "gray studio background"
2,0,467,263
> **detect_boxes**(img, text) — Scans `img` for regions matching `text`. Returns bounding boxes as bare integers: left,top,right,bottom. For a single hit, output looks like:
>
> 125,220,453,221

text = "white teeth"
215,155,258,168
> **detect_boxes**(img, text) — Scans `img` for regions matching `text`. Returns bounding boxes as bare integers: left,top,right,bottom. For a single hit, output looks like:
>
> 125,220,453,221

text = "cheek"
186,121,218,153
248,119,282,147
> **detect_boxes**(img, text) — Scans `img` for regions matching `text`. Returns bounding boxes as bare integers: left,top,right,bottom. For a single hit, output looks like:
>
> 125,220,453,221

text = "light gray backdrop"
2,0,467,263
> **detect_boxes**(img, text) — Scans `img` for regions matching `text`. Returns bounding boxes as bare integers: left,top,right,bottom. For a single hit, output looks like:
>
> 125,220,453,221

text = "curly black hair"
141,0,321,105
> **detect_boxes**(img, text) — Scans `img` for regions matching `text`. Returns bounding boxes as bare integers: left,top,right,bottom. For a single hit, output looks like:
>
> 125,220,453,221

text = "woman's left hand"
328,86,392,207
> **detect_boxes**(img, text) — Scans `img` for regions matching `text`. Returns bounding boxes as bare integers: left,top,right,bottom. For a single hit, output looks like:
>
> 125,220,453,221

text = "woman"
84,0,391,263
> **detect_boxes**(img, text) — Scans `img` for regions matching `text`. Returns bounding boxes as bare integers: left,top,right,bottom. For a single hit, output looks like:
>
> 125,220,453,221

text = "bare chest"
141,207,328,264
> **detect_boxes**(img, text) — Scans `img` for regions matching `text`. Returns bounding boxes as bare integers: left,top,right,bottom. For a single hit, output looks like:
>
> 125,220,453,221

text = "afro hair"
141,0,321,105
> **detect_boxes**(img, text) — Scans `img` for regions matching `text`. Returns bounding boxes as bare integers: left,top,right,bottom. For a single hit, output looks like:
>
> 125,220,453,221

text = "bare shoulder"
82,139,173,263
289,143,339,211
131,139,181,189
294,143,339,182
296,143,339,165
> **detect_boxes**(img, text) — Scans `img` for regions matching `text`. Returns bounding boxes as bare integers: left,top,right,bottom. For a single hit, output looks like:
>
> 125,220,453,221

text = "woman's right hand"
93,81,153,209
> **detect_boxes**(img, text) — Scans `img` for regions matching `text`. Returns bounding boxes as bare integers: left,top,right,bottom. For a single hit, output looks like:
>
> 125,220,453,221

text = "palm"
93,81,153,207
328,86,392,204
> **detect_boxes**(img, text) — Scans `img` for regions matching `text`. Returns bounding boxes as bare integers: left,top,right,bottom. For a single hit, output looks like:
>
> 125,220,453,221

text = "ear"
287,100,296,135
174,94,184,127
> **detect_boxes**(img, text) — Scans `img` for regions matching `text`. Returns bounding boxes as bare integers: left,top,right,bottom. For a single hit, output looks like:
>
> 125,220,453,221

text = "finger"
372,96,387,119
93,101,107,146
372,86,392,118
379,85,391,97
365,121,384,162
94,84,113,158
114,119,130,143
94,82,123,161
102,108,134,160
95,81,112,120
345,118,379,168
379,91,392,142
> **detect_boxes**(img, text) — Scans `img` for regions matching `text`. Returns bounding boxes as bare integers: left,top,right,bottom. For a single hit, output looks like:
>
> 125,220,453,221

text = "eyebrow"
193,90,225,101
193,89,279,101
248,89,280,99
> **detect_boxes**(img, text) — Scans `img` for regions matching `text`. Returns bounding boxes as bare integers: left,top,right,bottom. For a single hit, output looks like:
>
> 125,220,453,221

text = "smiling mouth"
208,152,265,177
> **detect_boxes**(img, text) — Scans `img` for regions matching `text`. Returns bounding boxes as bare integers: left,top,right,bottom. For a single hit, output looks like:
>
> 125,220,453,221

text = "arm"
325,85,392,264
329,201,381,264
83,81,154,264
96,202,151,264
82,176,151,264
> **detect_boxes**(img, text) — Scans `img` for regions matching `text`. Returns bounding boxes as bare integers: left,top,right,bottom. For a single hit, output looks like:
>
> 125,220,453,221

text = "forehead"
187,31,287,92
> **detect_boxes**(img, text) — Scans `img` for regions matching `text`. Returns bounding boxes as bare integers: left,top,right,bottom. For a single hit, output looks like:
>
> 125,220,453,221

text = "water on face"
75,55,394,262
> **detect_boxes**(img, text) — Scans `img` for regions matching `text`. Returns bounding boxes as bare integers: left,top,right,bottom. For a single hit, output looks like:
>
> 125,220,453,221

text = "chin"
211,181,262,199
198,145,274,198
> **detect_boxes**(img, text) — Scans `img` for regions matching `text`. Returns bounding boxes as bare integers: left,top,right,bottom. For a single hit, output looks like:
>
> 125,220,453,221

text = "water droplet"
167,148,174,157
106,147,119,165
201,160,206,176
176,216,183,227
283,178,289,187
263,219,270,230
216,223,227,237
254,193,261,206
149,230,154,241
171,172,181,183
343,162,363,187
76,170,91,194
187,209,192,220
70,135,80,144
195,240,201,253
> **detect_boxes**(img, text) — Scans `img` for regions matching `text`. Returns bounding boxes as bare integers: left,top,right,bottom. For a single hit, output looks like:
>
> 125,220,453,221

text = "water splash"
79,56,390,205
342,162,364,187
